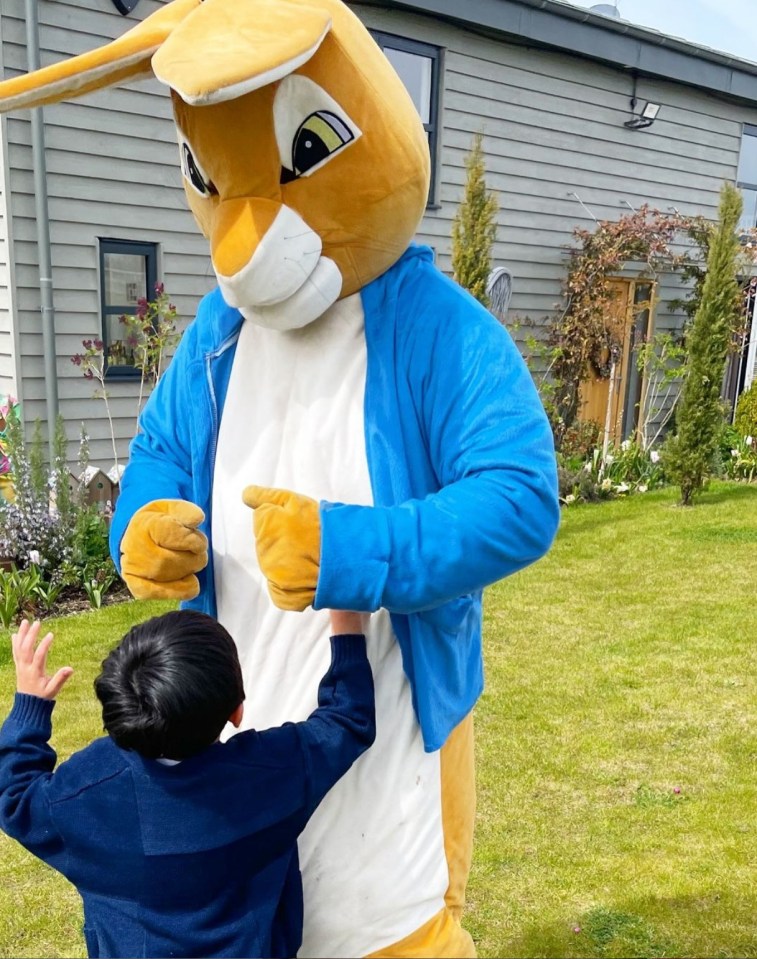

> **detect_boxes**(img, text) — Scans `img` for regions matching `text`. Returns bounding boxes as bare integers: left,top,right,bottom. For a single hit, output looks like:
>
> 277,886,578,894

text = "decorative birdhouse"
81,466,117,509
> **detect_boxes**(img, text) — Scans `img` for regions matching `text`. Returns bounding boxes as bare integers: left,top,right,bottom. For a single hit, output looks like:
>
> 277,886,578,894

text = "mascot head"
0,0,430,328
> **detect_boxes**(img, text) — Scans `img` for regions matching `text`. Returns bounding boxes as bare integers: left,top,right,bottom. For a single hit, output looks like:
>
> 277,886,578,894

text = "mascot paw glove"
242,485,320,611
120,499,208,601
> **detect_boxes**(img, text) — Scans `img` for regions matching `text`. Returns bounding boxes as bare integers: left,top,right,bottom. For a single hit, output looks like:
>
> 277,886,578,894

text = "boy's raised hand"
12,620,73,700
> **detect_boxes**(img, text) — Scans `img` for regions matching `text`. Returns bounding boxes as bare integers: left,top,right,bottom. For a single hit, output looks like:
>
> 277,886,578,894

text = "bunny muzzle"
211,197,342,331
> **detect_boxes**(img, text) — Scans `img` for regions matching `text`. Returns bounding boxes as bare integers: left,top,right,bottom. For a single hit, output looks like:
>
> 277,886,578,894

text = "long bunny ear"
0,0,200,113
152,0,332,106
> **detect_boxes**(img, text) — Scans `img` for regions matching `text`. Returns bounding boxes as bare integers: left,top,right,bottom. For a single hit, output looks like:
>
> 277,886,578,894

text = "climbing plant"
541,205,689,450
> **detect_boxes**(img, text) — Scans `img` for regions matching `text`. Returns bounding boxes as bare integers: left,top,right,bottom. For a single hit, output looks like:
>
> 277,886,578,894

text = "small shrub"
0,405,118,623
32,577,64,614
665,182,743,505
720,430,757,483
83,567,117,610
559,440,667,505
561,419,601,464
0,572,19,629
451,133,498,306
734,382,757,438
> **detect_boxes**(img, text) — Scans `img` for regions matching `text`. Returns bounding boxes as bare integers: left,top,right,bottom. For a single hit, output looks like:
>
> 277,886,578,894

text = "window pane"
104,313,141,370
104,253,147,307
737,133,757,186
383,48,433,124
739,188,757,231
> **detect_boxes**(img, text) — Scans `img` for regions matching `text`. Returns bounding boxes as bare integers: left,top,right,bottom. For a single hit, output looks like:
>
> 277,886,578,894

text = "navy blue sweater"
0,635,375,959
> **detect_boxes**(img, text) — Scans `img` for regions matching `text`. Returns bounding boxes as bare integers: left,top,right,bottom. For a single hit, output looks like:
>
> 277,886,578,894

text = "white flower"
615,482,630,493
601,478,613,491
565,494,576,504
583,461,592,473
732,449,740,458
638,484,648,493
650,450,661,464
621,440,631,451
746,436,754,447
604,454,614,465
28,549,40,565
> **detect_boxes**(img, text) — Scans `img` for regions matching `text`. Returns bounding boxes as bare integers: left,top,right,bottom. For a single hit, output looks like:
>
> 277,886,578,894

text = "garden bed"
35,582,131,621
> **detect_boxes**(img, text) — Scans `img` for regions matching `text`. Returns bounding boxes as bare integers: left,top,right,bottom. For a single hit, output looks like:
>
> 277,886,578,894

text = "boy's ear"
0,0,199,113
229,703,244,729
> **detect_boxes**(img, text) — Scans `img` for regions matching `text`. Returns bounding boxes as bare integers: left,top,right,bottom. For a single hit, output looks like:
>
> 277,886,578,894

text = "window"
99,239,158,377
371,31,441,205
737,125,757,232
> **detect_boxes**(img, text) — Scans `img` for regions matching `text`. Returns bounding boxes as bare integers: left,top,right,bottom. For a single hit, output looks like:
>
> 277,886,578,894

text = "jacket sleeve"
240,635,375,817
315,276,560,614
295,634,376,814
0,694,67,869
109,326,200,573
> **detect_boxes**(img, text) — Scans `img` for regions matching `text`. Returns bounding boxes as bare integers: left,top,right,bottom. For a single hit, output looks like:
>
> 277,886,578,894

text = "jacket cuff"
8,693,55,730
314,502,390,611
329,634,368,666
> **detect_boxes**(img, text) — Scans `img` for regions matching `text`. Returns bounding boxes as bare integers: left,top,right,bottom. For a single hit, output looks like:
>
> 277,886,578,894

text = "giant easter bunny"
0,1,559,955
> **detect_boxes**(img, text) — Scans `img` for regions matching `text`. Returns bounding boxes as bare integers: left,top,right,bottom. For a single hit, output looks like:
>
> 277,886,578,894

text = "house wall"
0,139,15,402
352,4,757,389
0,0,214,466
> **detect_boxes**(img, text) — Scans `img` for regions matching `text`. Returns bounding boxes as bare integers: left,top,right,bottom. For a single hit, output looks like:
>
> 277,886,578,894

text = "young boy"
0,609,374,959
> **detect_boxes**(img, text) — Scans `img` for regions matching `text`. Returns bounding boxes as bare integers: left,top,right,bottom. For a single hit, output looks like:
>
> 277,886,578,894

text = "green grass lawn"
0,483,756,958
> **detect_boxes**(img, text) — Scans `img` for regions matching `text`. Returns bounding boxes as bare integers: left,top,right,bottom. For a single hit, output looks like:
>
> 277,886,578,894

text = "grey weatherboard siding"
356,4,757,364
0,0,214,465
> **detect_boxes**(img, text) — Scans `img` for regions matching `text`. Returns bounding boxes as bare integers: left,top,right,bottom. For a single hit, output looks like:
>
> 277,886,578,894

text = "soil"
30,584,133,622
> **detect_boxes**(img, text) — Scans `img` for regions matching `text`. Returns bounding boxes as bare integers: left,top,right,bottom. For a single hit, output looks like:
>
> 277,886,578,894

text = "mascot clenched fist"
0,1,559,954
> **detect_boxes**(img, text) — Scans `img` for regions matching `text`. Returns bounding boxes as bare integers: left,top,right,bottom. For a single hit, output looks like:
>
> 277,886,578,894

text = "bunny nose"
211,198,324,308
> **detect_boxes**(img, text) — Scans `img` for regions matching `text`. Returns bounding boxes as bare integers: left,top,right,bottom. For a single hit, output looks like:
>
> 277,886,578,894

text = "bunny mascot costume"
0,1,559,955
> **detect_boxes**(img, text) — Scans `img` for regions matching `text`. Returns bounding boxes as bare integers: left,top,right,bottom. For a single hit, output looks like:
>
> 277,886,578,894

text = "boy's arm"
295,624,376,815
0,620,71,864
0,694,66,865
226,613,374,824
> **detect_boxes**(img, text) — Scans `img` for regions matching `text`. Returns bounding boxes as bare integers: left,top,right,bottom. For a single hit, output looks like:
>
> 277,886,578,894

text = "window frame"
370,29,442,207
98,238,158,380
738,123,757,192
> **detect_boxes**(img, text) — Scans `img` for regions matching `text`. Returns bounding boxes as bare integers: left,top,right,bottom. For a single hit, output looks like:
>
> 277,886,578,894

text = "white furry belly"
212,296,447,957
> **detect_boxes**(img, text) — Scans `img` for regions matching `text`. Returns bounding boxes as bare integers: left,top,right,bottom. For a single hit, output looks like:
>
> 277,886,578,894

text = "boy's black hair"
94,610,245,760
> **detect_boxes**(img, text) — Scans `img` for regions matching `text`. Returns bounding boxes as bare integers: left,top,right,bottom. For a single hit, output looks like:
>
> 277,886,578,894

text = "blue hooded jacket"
111,245,559,751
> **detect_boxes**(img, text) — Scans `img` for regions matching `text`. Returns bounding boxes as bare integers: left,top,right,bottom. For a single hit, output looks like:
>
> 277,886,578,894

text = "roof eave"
358,0,757,106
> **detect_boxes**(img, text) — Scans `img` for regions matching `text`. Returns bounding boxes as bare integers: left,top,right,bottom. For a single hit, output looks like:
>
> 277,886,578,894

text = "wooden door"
578,279,654,445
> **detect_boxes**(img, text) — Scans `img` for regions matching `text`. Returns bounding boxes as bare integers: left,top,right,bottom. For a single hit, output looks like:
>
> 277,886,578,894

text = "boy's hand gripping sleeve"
120,499,208,600
242,485,320,611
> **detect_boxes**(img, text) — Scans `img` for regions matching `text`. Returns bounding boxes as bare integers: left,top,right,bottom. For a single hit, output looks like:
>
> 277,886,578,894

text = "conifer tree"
451,133,498,307
665,181,743,505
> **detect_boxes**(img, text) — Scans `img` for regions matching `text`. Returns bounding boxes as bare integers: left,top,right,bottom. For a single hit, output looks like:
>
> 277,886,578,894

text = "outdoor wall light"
624,100,662,130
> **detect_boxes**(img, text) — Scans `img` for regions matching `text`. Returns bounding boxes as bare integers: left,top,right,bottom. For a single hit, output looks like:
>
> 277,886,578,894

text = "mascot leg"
367,714,477,959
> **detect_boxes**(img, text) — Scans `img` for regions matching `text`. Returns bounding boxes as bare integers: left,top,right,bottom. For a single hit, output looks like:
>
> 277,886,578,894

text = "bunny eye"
275,75,361,185
179,139,217,198
290,112,354,178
